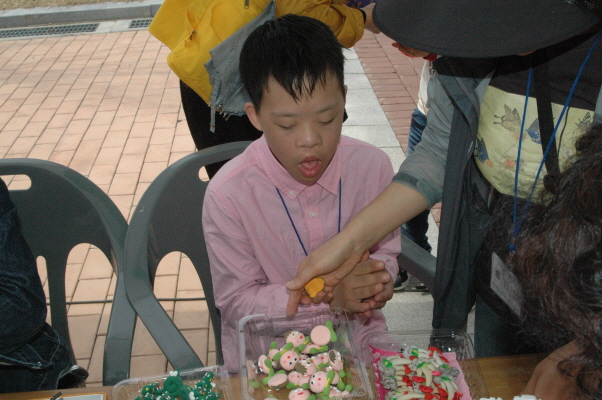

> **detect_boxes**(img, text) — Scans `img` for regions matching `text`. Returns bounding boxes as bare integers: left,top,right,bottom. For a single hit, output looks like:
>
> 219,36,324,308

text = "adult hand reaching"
285,233,364,315
285,182,430,315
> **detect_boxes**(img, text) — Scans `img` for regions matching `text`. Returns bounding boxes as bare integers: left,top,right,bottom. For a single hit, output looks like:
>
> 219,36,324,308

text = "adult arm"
286,71,455,312
287,182,429,314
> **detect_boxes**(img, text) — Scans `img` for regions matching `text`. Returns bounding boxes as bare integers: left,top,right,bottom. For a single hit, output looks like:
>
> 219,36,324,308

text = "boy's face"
245,75,346,185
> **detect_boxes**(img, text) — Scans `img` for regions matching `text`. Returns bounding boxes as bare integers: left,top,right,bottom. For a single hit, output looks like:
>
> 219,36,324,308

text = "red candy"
419,385,434,393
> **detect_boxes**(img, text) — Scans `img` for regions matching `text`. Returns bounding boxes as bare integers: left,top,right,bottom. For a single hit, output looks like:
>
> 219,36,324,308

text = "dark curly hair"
510,124,602,399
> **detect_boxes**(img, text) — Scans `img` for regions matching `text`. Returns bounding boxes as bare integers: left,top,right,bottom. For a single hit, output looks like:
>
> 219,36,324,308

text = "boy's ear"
244,102,262,131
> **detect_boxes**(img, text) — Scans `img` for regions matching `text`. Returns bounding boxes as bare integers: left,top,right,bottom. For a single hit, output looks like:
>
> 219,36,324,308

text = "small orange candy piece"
305,278,325,298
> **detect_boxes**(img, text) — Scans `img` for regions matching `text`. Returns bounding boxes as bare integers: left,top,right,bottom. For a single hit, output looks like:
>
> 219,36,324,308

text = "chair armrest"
397,235,436,293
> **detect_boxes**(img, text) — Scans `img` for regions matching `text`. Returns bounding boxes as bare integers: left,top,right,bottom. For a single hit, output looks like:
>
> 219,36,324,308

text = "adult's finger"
287,250,364,291
286,289,304,315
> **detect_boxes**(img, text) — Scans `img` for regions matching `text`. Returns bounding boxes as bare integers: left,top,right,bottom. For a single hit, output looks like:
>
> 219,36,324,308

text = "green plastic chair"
123,141,250,369
0,158,135,386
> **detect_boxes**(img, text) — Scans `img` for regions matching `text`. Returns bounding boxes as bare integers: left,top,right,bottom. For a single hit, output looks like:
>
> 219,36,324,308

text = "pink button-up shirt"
203,135,400,372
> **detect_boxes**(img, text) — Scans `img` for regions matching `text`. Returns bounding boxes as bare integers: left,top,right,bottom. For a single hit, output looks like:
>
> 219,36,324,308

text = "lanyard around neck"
510,30,602,252
276,179,342,256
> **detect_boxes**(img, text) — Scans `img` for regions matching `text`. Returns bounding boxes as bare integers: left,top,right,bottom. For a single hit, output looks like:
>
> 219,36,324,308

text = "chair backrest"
0,158,135,386
123,141,251,369
397,234,436,293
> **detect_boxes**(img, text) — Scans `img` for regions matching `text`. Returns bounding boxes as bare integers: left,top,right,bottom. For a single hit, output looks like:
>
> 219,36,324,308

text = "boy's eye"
278,124,294,131
320,118,335,126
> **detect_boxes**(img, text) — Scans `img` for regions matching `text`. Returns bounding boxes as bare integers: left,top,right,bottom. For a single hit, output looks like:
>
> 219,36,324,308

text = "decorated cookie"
285,331,307,348
256,354,271,374
295,357,318,376
267,370,289,390
307,370,335,395
312,352,330,368
289,387,314,400
286,371,302,389
279,349,300,371
328,350,344,371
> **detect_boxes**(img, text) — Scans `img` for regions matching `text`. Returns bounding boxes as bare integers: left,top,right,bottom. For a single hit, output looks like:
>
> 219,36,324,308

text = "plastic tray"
362,329,489,400
238,309,374,399
112,365,233,400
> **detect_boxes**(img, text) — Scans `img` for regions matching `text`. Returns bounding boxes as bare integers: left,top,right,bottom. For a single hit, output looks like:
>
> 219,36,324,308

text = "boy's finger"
353,282,384,300
342,299,372,314
353,259,386,277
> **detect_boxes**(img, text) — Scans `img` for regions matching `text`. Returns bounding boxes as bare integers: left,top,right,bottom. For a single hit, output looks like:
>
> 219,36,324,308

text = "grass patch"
0,0,144,11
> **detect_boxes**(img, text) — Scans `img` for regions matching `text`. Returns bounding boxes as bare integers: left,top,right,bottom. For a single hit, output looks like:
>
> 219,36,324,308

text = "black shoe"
394,270,410,290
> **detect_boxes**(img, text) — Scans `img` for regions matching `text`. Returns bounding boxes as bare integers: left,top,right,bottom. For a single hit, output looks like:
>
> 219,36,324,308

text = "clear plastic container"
238,309,374,400
112,365,233,400
362,329,489,400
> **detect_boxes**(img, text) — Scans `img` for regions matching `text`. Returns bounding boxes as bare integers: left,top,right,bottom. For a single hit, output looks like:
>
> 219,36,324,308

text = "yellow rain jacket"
148,0,364,104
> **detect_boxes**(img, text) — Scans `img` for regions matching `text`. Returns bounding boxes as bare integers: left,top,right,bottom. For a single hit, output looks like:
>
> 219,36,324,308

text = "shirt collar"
255,135,342,200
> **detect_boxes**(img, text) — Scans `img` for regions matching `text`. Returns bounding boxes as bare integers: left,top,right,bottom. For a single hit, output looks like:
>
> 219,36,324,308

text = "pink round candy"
328,350,344,371
328,387,350,398
289,388,312,400
288,371,302,385
267,372,288,389
301,343,320,355
298,374,310,387
267,348,279,360
309,371,329,393
310,325,331,346
257,354,270,374
295,358,317,376
312,352,329,367
279,350,299,371
325,367,339,385
285,331,306,348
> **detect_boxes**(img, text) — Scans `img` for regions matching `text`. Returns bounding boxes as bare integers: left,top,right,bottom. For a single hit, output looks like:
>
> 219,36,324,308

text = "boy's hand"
371,276,394,309
329,257,391,315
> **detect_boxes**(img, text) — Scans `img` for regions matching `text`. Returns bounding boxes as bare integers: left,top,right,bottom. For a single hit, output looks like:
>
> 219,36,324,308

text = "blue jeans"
0,178,71,392
401,109,432,253
0,324,71,393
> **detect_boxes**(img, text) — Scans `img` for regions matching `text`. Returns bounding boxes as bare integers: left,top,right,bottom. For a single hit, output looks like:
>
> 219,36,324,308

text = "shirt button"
289,190,295,196
310,211,316,218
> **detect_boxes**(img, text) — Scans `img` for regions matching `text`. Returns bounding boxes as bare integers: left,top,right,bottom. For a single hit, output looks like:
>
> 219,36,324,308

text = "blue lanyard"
276,179,342,256
510,30,602,252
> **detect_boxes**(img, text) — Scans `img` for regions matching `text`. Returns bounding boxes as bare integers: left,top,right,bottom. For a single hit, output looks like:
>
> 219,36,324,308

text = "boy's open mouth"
298,157,322,178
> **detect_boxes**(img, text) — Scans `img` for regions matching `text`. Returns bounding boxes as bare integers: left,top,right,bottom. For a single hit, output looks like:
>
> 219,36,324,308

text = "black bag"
473,191,525,321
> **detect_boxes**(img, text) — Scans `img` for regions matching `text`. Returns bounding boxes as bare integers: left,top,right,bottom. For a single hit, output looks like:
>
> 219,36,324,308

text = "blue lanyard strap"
277,179,342,257
510,30,602,252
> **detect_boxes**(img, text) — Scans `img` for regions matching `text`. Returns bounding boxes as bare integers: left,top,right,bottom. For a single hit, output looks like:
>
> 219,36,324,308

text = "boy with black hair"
202,14,399,372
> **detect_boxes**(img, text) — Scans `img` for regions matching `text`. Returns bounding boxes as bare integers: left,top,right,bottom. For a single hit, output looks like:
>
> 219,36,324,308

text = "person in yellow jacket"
149,0,379,176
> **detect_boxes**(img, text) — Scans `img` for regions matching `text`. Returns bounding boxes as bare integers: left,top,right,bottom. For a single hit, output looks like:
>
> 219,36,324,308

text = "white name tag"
490,252,521,315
